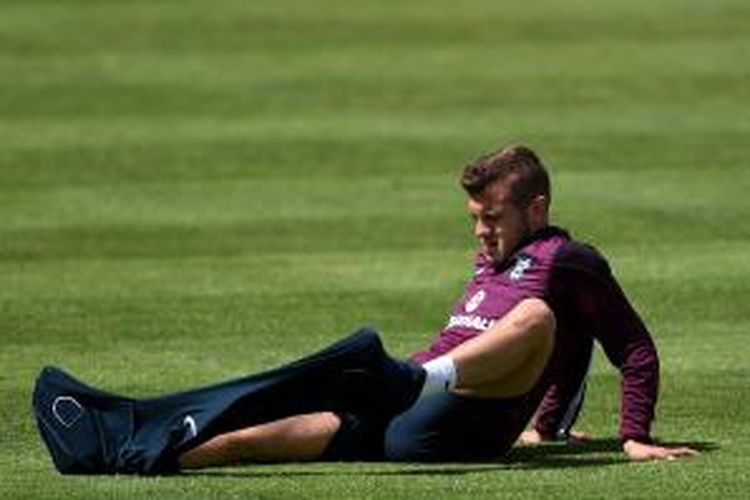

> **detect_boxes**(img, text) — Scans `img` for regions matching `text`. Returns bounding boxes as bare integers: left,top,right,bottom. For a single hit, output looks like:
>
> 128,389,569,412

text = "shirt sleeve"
549,244,660,443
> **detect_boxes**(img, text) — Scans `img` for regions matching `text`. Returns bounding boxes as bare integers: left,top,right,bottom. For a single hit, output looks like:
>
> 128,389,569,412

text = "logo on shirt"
465,290,486,313
509,255,534,281
447,314,496,332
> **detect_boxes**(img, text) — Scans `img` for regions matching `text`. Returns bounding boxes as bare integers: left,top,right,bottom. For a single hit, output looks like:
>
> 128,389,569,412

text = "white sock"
417,355,457,400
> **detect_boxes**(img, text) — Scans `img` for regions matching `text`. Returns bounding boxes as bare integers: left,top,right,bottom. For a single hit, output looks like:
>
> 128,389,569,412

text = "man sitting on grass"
33,145,698,474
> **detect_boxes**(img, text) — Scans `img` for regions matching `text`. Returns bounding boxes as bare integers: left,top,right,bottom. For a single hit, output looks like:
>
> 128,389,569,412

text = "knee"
514,298,556,355
518,298,556,335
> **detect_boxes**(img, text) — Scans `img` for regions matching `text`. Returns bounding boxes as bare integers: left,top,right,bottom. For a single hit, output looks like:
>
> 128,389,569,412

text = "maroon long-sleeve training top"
410,226,659,444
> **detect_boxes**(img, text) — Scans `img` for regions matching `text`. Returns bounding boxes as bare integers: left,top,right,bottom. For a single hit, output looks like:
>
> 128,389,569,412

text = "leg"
179,412,340,469
182,299,557,466
384,392,522,461
450,298,555,398
168,328,421,472
388,299,556,461
180,409,391,469
33,328,423,474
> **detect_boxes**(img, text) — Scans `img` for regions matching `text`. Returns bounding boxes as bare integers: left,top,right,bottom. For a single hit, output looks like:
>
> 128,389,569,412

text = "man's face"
467,178,533,265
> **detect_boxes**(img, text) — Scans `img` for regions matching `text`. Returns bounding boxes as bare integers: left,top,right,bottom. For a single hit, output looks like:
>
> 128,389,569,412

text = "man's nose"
474,219,490,237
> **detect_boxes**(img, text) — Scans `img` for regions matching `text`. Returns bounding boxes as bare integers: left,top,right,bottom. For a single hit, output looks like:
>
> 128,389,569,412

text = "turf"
1,0,748,497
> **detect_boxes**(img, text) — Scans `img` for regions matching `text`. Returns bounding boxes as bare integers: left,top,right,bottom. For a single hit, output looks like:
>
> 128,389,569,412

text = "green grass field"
1,0,749,497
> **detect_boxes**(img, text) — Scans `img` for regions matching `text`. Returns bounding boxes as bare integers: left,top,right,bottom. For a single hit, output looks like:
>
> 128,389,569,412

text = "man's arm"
550,245,698,460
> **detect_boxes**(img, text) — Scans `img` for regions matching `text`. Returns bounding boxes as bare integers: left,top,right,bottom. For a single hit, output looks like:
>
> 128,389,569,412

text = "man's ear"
527,195,549,229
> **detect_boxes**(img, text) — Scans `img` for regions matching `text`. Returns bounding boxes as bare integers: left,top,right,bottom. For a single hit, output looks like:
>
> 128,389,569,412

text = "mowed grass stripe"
1,131,746,192
1,237,746,296
2,101,747,150
1,170,744,250
1,42,747,120
1,0,747,52
0,175,460,227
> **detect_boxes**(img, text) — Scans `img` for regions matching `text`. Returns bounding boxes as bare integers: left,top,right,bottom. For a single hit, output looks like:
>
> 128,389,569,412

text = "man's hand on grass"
622,439,700,461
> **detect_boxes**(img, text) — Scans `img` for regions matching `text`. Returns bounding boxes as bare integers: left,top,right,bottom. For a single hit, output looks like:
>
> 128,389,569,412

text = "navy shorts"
323,392,525,462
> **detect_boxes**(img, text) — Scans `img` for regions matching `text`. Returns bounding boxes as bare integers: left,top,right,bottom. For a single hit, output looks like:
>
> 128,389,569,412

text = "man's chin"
490,255,507,265
482,248,506,265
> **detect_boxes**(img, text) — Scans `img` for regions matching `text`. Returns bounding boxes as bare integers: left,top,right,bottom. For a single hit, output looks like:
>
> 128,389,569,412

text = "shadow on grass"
503,438,717,469
182,438,717,479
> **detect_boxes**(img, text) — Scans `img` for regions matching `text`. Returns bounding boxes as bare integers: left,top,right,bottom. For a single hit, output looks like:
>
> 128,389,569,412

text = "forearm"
616,337,660,442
